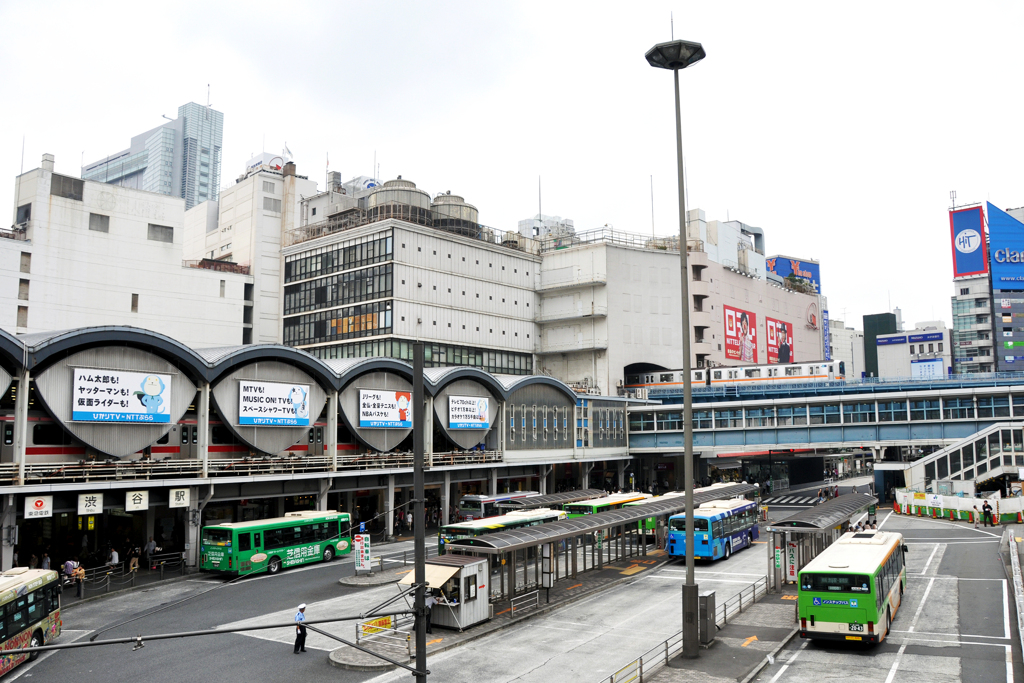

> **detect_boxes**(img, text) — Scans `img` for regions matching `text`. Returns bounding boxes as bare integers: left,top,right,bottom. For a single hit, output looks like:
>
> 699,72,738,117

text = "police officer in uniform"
294,603,307,653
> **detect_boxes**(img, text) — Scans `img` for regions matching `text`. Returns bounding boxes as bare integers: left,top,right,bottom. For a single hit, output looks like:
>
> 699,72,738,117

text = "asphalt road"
13,537,429,683
759,512,1023,683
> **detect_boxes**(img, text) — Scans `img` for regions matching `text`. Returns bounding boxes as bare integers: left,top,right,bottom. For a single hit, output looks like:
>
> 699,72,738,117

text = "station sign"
448,396,489,430
24,495,52,519
78,493,104,515
353,534,371,571
125,490,149,512
238,380,310,426
359,390,412,429
72,369,172,423
169,488,190,508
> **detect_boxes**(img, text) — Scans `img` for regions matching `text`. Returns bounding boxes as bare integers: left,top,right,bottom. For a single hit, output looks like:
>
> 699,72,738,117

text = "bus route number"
848,623,864,632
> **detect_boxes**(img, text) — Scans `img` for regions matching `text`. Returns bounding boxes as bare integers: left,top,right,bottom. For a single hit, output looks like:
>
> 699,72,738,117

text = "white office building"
184,155,317,344
876,322,952,379
951,275,994,373
5,154,251,346
829,319,866,379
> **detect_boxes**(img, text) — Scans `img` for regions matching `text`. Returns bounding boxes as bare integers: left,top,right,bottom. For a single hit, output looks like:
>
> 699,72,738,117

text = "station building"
0,326,636,571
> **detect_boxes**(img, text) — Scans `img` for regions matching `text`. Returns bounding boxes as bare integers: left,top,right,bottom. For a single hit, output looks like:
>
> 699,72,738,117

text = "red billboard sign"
724,305,757,363
766,317,793,364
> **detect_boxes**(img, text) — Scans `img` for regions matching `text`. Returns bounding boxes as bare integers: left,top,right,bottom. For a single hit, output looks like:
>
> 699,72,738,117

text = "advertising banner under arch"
71,369,172,423
238,380,311,426
448,396,490,429
359,389,412,428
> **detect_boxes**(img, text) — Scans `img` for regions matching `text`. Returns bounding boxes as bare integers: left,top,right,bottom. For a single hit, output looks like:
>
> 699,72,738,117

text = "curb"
738,626,800,683
328,649,407,672
338,570,408,587
62,571,197,611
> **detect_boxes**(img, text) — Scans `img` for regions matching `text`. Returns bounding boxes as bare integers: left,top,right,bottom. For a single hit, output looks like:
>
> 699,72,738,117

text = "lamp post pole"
646,38,706,660
413,341,427,681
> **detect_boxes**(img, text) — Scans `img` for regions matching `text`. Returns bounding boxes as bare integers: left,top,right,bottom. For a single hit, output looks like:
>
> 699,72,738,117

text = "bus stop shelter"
765,493,878,591
496,489,606,512
447,484,756,602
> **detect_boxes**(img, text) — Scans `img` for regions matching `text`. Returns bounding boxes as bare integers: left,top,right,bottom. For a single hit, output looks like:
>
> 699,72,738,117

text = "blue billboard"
949,206,988,278
988,202,1024,289
766,256,822,292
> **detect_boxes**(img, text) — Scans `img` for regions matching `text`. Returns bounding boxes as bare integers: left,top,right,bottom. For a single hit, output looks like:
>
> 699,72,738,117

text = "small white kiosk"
399,555,489,631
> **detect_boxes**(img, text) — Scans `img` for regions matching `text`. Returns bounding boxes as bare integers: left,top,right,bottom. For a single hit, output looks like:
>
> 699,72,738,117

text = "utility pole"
413,342,427,682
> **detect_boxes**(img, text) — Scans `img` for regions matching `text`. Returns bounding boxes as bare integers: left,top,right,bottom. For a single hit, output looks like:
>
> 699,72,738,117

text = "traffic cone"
917,506,922,516
893,501,899,513
931,508,936,519
1017,511,1022,524
950,510,955,522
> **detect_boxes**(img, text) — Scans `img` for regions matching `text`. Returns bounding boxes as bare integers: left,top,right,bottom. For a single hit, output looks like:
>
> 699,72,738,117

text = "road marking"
884,576,935,683
920,544,940,575
621,565,646,576
1002,578,1011,639
741,635,758,647
877,510,893,530
566,583,582,590
1006,644,1014,683
893,629,1009,639
494,607,510,616
781,595,798,601
769,640,808,683
426,638,442,645
650,576,755,583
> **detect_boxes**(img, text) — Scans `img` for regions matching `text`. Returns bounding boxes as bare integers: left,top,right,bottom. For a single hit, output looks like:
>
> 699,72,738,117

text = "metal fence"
510,590,540,616
0,450,504,485
599,576,768,683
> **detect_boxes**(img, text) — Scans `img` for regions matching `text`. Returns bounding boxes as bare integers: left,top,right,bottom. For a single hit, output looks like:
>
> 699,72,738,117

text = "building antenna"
207,84,211,108
650,175,655,236
671,12,674,40
538,176,542,221
20,136,24,176
950,189,957,210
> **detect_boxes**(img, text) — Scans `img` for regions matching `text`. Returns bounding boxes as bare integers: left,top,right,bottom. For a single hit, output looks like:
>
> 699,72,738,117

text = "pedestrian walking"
852,485,858,494
983,500,994,527
72,560,85,598
833,485,839,499
128,545,140,573
294,603,307,653
425,592,437,634
144,536,157,568
973,505,981,529
41,553,50,570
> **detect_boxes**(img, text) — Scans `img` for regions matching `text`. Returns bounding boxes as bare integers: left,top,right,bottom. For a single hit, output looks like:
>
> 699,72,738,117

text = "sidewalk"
648,587,799,683
63,563,192,608
329,550,671,670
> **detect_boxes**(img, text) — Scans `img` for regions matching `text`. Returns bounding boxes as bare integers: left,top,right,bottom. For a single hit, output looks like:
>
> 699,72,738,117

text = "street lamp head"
645,40,706,71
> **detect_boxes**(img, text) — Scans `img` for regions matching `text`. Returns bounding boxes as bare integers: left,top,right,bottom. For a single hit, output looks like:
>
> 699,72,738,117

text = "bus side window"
712,520,723,538
238,533,251,552
254,532,261,548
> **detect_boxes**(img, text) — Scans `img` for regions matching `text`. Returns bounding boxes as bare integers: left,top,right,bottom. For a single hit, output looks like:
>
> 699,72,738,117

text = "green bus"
798,530,907,644
563,492,651,518
201,510,352,575
438,508,566,554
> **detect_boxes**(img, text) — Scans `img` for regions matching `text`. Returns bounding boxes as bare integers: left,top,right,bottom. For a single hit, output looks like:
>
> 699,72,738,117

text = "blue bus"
667,499,759,561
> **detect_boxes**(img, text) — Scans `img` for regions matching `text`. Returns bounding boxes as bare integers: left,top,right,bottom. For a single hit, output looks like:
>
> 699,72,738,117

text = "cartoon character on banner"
476,399,487,423
289,386,309,419
396,392,412,422
135,375,167,415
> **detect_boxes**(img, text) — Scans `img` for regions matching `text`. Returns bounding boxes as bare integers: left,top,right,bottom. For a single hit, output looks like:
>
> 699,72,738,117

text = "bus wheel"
323,546,335,562
268,557,282,575
28,630,42,661
885,606,892,638
724,543,731,560
748,532,753,547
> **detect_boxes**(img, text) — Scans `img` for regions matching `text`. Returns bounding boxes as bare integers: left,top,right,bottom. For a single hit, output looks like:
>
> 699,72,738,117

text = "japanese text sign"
238,380,311,426
125,490,149,512
448,396,489,430
24,495,52,519
78,493,104,515
169,488,190,508
359,390,412,429
72,368,171,423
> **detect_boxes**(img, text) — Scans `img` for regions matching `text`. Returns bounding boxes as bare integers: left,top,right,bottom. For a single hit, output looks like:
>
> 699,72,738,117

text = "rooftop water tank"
431,191,480,238
366,177,433,226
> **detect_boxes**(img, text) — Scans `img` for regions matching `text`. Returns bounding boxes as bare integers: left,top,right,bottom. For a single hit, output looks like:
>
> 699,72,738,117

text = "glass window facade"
308,337,533,375
285,233,393,283
283,301,392,345
878,401,907,422
284,264,392,315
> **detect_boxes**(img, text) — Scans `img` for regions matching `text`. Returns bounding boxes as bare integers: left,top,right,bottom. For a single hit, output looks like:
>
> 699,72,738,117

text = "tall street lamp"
645,38,706,659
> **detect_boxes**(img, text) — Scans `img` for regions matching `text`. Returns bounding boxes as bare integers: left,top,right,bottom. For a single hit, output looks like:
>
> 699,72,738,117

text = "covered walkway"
764,492,877,591
447,483,756,601
496,489,605,512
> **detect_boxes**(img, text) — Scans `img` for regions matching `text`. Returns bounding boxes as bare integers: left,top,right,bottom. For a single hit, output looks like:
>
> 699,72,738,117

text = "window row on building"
283,301,393,345
629,394,1024,432
925,428,1024,483
284,232,393,283
305,337,534,375
283,264,393,315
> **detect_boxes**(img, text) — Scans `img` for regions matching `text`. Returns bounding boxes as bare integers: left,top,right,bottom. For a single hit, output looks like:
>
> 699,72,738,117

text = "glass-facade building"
82,103,223,210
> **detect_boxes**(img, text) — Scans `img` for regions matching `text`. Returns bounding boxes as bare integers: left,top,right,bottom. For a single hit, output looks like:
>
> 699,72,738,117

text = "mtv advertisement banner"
448,395,490,429
238,380,310,426
359,389,412,428
949,206,988,278
72,369,171,423
766,317,794,364
987,202,1024,288
724,305,757,363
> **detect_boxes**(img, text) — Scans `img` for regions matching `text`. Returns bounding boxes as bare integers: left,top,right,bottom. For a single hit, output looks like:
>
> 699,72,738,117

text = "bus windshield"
202,529,232,545
670,518,709,532
801,573,872,593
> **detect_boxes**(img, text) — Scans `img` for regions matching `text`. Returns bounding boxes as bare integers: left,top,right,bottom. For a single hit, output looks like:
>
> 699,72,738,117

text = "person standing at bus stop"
294,604,307,653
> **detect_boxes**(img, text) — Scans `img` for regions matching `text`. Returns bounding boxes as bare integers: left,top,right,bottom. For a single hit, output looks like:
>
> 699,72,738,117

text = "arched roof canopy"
0,328,25,376
326,357,416,392
494,374,579,403
21,327,209,384
424,366,508,400
198,345,338,391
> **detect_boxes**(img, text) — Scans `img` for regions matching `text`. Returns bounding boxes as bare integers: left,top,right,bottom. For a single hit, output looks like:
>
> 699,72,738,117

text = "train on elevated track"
625,360,846,391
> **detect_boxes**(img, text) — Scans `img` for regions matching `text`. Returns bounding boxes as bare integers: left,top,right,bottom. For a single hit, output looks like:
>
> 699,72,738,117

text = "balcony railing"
0,450,504,485
1,224,29,241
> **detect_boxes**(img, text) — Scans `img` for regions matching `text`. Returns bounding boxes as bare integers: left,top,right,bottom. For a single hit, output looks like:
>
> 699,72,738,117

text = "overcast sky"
3,2,1023,330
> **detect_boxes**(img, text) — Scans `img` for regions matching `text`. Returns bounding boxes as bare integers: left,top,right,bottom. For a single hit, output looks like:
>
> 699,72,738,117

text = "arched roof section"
0,328,25,376
324,357,415,391
424,366,506,400
21,326,208,383
197,344,337,390
492,373,578,403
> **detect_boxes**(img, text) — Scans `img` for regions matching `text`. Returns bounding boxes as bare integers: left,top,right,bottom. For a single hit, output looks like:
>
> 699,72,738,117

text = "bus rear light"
228,557,232,569
800,617,806,629
867,621,874,634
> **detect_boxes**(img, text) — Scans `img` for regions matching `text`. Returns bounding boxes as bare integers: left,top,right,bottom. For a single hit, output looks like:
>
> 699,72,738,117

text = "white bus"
439,508,566,553
457,491,539,521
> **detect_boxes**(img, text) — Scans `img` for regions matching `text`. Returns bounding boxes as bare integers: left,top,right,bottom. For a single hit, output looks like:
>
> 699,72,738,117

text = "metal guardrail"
354,615,413,658
0,450,504,485
1008,535,1024,657
510,590,540,616
599,576,768,683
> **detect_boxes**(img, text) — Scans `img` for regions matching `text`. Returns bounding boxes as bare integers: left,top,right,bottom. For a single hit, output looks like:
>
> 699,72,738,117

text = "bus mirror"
902,545,908,553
